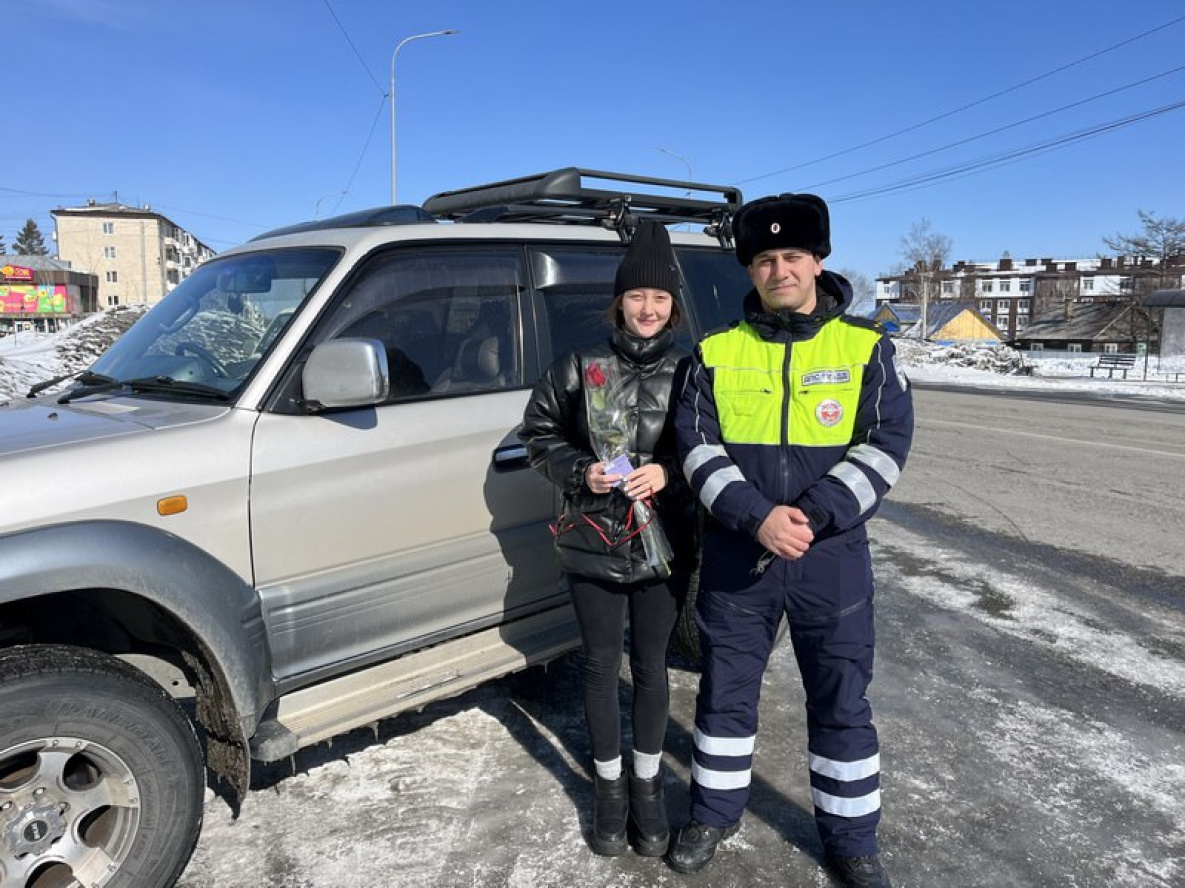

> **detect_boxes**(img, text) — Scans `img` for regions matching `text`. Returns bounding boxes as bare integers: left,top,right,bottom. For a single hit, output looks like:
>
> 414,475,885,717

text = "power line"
321,0,385,95
799,64,1185,193
148,204,268,228
738,13,1185,186
0,187,264,228
0,187,94,200
336,94,390,211
829,98,1185,204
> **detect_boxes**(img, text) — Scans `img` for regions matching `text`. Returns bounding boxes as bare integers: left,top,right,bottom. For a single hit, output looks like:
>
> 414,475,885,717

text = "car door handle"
493,444,530,471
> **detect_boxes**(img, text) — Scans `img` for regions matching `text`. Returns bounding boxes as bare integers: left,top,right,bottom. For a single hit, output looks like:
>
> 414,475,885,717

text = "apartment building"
876,253,1185,341
52,201,215,309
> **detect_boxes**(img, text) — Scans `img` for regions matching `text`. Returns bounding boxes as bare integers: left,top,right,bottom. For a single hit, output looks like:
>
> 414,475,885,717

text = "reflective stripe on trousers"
689,551,883,858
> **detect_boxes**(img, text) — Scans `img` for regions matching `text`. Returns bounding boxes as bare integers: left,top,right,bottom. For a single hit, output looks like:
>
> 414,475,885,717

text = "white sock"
594,756,622,780
632,750,662,780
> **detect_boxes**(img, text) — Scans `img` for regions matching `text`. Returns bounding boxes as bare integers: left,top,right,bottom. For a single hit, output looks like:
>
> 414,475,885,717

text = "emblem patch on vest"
815,399,844,427
801,369,851,386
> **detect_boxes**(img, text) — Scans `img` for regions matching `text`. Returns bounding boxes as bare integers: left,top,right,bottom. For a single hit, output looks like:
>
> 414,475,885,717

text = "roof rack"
422,167,741,246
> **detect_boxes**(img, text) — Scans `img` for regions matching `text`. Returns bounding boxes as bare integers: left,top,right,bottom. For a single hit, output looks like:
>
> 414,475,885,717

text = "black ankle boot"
628,767,670,856
590,773,628,856
666,818,740,874
825,852,893,888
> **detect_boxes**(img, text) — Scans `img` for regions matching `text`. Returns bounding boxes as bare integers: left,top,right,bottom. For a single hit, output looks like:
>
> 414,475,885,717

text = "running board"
251,605,579,761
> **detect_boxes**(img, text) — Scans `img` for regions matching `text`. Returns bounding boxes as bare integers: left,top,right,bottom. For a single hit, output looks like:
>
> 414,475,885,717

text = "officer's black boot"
666,818,739,874
627,767,669,856
825,852,893,888
589,773,628,856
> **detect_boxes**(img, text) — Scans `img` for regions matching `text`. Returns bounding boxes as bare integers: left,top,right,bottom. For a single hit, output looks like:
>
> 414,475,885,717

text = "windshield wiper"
29,369,118,399
122,376,232,401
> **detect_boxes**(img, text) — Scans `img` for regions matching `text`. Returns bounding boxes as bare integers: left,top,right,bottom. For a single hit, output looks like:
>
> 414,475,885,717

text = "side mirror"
302,338,389,411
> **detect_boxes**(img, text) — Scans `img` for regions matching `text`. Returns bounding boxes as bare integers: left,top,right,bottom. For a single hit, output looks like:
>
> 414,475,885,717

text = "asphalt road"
179,386,1185,888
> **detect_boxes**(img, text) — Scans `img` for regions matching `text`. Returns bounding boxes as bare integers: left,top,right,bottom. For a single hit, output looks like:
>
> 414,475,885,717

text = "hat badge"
770,222,781,234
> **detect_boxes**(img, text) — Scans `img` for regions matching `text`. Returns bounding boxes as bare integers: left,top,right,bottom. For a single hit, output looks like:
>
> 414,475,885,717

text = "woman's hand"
623,464,666,500
584,461,623,495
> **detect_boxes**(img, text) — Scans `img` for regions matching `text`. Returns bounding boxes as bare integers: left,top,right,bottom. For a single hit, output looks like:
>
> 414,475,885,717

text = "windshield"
89,247,340,400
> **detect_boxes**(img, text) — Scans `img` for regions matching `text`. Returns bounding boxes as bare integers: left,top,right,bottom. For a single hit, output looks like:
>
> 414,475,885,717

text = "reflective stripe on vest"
699,320,880,447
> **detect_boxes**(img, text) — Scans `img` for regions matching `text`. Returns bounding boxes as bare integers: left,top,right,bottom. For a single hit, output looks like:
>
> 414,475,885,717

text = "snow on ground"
3,315,1184,403
893,339,1185,402
0,307,146,401
878,522,1185,700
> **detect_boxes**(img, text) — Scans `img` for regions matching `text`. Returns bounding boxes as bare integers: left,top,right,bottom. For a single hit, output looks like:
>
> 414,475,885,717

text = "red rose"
584,362,607,388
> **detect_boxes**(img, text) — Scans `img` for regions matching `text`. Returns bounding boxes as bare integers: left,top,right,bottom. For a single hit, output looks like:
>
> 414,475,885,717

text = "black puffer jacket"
521,327,697,584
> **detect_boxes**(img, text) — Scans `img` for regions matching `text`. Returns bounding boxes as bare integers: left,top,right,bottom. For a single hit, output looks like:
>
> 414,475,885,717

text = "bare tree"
1102,209,1185,292
1100,210,1185,368
897,219,953,338
834,267,876,317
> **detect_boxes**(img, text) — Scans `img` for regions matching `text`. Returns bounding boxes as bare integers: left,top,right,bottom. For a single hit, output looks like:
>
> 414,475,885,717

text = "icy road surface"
178,387,1184,887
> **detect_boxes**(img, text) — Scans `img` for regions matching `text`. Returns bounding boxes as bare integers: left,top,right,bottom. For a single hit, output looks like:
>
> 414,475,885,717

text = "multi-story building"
52,201,215,309
876,253,1185,341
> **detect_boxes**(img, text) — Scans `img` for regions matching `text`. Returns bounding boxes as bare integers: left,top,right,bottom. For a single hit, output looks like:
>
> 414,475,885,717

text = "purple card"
604,454,635,485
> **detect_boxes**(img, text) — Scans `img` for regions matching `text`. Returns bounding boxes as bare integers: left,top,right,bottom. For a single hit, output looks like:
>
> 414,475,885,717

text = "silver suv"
0,169,748,888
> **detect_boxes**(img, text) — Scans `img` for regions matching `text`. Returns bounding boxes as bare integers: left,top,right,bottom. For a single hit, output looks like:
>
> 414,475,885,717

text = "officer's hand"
756,505,814,560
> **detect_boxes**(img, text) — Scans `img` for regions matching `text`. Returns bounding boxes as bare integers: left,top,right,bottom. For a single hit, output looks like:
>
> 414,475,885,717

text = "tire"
669,565,704,666
669,567,790,667
0,645,205,888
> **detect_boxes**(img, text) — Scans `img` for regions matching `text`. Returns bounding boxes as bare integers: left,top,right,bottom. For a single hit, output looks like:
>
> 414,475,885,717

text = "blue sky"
4,0,1184,281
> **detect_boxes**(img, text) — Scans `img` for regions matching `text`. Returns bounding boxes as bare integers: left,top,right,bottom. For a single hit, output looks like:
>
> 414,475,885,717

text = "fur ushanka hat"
733,193,831,265
614,218,681,295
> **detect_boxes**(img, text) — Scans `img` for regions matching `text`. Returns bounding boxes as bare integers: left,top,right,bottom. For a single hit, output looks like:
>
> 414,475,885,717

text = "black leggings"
567,573,685,762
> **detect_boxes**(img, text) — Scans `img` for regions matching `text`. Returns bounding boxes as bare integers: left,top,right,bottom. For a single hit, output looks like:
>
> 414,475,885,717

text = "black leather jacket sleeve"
520,351,595,498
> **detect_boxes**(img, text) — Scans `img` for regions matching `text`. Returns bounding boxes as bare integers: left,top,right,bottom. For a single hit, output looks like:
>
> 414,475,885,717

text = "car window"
90,248,339,398
528,244,700,371
675,247,752,334
528,246,621,367
318,247,525,402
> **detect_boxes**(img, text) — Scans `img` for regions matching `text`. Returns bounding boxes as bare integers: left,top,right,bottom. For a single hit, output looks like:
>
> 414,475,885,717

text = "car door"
250,246,557,686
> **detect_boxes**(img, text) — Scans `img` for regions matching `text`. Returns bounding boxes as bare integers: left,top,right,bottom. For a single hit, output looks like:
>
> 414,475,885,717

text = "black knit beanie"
614,219,681,295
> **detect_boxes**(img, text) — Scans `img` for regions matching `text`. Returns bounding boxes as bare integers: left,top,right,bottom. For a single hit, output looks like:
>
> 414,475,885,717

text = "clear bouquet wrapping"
582,356,674,575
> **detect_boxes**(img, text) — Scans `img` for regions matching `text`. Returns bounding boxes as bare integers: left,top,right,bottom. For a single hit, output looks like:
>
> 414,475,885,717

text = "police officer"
668,193,913,888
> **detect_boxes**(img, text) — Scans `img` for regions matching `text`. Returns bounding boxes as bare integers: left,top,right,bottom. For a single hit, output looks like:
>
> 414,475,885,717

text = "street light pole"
390,29,458,205
657,147,694,230
657,146,693,195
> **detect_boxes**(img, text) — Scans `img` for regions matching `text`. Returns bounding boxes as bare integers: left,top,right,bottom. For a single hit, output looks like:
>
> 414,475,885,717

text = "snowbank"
0,307,147,401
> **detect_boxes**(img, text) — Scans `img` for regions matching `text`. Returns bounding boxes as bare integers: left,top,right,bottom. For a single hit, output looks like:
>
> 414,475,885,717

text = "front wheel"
0,645,205,888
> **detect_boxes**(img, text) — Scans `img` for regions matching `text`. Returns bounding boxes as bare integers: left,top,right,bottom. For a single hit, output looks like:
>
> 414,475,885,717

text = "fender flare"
0,519,273,739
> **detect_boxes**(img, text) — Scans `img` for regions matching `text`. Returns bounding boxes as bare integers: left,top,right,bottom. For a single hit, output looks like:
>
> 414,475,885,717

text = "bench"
1089,354,1136,379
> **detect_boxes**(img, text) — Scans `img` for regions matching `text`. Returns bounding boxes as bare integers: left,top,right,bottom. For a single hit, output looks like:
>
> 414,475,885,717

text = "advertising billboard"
0,284,74,315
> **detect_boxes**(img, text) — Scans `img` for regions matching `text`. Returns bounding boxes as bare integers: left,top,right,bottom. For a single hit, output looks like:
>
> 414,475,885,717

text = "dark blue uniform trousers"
690,533,881,858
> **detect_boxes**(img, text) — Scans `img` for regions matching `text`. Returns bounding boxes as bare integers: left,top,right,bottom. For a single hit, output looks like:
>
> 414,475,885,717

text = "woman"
520,219,696,858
